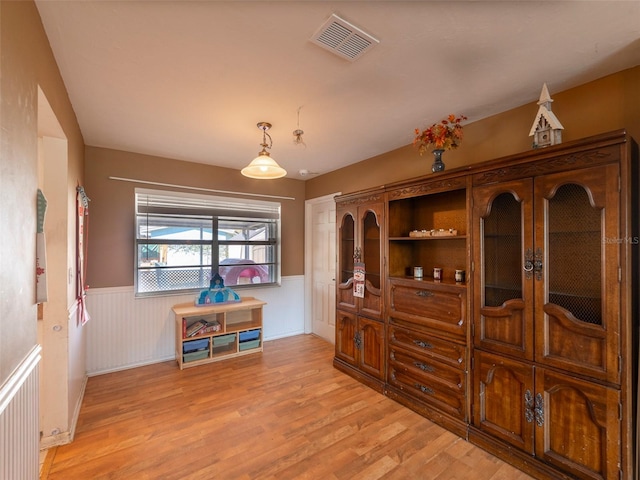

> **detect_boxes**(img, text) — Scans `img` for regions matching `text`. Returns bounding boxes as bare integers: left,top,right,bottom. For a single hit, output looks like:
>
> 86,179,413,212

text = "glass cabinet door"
362,209,380,290
359,206,383,319
473,178,534,360
534,164,620,383
336,209,356,311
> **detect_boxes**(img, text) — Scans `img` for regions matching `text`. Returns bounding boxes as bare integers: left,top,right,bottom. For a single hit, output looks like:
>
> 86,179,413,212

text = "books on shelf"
183,318,222,338
199,321,222,335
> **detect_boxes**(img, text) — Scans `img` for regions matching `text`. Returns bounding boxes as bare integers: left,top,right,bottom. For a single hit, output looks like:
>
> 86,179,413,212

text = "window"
135,189,280,296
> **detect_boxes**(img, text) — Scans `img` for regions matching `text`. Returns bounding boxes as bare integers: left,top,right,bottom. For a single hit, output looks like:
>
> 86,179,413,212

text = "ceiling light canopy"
241,122,287,179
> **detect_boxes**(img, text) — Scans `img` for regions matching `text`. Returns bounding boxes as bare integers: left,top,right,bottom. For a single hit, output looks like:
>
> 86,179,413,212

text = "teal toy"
195,273,241,306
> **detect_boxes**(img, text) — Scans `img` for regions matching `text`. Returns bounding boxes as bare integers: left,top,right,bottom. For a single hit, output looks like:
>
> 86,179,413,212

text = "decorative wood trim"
332,357,385,393
387,177,468,200
473,146,618,186
385,386,468,439
468,427,577,480
336,193,383,207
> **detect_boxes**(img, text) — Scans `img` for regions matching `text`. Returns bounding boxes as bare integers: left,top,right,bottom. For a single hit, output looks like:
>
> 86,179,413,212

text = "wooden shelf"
389,275,467,288
389,235,467,241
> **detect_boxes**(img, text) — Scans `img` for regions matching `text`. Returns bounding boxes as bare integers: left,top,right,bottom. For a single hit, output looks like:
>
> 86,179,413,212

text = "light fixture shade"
241,152,287,179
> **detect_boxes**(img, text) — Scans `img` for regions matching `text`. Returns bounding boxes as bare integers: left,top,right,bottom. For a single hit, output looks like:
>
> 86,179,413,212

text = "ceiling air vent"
310,14,379,61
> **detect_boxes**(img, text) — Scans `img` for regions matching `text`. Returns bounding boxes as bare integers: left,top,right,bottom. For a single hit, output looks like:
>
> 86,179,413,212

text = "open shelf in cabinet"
389,275,467,287
388,188,467,237
173,297,266,369
388,188,468,283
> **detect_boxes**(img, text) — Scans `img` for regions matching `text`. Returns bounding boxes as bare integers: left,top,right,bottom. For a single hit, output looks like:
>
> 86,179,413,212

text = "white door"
305,194,338,343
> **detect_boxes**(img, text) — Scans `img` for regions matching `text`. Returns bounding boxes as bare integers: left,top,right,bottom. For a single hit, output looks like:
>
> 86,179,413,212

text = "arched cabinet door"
472,160,625,480
358,316,385,380
473,350,535,453
358,204,383,320
534,164,620,384
334,189,386,387
534,367,620,480
335,309,357,365
336,200,384,319
472,178,535,361
336,208,356,312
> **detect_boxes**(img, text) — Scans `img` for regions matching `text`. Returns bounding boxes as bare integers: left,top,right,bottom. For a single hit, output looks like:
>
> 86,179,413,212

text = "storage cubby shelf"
173,297,266,370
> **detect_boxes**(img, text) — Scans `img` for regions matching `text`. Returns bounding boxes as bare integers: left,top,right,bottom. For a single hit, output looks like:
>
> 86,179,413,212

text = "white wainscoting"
85,275,305,376
0,345,41,480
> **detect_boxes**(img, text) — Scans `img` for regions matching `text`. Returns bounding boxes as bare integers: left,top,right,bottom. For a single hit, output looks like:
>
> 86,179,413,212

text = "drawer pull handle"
414,362,434,373
414,340,433,349
415,383,435,395
416,290,434,297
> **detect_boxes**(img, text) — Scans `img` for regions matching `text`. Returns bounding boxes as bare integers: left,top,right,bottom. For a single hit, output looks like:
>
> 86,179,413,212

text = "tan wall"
306,67,640,200
85,66,640,288
0,2,84,383
84,147,306,288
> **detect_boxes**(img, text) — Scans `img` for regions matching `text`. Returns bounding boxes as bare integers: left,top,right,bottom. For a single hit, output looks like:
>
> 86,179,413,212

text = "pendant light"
241,122,287,179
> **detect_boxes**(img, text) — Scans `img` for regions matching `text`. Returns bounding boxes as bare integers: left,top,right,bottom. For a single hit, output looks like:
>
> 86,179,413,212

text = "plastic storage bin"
239,329,260,342
183,338,209,353
213,333,236,346
239,339,261,351
183,350,209,363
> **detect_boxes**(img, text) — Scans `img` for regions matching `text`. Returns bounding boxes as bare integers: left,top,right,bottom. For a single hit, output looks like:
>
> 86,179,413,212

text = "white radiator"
0,346,41,480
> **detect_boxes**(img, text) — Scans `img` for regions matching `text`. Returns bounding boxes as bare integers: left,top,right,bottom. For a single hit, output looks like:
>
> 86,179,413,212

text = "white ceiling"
35,1,640,179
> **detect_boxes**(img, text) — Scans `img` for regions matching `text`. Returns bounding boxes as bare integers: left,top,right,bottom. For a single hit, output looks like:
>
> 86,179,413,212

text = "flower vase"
431,149,445,173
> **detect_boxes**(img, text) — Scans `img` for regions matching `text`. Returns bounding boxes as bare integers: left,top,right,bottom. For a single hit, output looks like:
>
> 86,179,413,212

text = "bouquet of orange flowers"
413,114,467,154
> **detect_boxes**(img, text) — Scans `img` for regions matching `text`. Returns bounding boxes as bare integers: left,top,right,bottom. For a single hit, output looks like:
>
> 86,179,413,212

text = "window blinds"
135,188,281,219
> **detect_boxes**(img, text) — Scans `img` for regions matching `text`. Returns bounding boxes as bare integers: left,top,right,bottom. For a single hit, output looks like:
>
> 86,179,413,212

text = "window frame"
134,188,281,297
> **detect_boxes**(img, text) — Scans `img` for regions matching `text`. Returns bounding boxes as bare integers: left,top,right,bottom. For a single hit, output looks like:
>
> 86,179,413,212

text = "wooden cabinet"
387,182,469,283
472,165,620,380
334,189,385,389
388,321,467,433
474,350,621,479
470,136,634,479
335,311,385,380
333,130,637,480
173,297,265,370
384,181,471,435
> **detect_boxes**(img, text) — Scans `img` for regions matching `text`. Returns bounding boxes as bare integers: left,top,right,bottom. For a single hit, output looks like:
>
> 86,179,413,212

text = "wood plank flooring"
42,334,533,480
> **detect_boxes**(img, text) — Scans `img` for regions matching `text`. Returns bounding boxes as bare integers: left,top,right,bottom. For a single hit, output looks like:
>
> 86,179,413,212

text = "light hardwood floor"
41,334,533,479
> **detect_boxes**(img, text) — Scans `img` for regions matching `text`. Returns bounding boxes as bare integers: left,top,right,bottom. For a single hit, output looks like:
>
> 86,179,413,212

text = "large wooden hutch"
334,130,638,480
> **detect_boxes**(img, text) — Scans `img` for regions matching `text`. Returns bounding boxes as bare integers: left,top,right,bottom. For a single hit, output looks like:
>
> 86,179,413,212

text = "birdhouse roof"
529,106,564,136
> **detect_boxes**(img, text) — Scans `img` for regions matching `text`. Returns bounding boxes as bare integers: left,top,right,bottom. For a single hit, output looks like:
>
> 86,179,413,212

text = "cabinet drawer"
389,346,465,393
389,280,466,339
389,325,466,370
388,364,466,420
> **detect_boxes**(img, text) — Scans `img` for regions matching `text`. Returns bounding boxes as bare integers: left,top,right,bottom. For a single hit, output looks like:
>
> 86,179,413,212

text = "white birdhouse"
529,83,564,148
